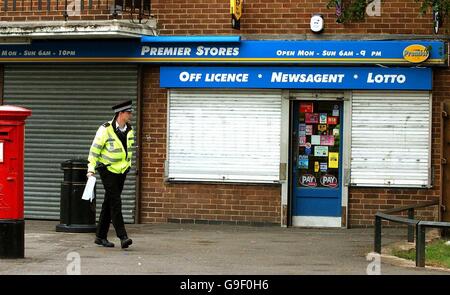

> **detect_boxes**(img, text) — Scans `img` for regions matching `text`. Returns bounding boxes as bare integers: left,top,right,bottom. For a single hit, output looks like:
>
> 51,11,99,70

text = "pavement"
0,220,449,275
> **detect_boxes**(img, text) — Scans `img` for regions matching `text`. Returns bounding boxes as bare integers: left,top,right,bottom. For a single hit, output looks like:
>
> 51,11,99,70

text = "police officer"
87,100,134,249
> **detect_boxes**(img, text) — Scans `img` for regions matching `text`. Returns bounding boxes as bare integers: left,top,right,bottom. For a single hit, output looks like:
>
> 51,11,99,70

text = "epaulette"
102,122,111,127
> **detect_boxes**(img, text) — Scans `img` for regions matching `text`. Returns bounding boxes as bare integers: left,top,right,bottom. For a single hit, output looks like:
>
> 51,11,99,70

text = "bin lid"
61,159,89,169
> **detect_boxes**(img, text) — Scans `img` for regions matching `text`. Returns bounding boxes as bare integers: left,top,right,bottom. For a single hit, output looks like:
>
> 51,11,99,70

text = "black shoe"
95,237,115,248
120,237,133,249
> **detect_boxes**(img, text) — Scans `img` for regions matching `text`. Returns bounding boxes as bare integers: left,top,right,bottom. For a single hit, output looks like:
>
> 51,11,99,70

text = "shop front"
0,38,446,226
160,62,436,227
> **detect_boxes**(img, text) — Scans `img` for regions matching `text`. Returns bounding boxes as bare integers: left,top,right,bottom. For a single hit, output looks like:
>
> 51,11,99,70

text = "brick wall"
140,67,281,225
0,0,441,34
348,189,440,228
151,0,437,36
1,0,437,34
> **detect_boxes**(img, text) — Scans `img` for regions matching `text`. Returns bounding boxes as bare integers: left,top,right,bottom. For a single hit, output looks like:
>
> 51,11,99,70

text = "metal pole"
374,215,382,254
415,223,426,267
407,208,415,242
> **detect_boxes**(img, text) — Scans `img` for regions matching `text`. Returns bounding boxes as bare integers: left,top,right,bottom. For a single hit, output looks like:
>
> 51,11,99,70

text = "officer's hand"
87,172,94,178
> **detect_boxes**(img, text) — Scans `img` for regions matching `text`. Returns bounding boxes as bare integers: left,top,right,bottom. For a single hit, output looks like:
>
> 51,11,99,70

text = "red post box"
0,105,31,259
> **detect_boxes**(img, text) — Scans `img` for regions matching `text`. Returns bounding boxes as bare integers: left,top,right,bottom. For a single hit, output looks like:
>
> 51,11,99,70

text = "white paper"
0,142,3,163
81,176,96,202
311,135,321,145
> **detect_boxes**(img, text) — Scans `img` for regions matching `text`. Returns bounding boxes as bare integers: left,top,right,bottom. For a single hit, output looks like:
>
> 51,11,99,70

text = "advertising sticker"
320,174,338,188
305,113,319,124
329,152,339,168
300,102,314,113
314,146,329,157
300,174,317,187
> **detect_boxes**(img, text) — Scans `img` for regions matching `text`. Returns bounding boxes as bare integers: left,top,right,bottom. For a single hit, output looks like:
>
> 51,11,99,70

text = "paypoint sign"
230,0,243,30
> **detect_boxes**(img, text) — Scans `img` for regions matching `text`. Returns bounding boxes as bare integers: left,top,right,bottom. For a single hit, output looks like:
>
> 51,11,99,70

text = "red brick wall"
348,189,440,228
1,0,437,34
140,67,281,224
152,0,437,35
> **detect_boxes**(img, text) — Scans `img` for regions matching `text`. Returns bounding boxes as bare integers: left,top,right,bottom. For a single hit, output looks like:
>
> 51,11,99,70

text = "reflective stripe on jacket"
88,121,134,174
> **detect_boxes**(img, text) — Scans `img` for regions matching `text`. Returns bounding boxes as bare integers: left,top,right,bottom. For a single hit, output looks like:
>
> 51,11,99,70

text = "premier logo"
403,44,430,63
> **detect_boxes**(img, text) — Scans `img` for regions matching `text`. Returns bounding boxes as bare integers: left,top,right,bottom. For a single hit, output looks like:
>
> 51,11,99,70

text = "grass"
392,240,450,268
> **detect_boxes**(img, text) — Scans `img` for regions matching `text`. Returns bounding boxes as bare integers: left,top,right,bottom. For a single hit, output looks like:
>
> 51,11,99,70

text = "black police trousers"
96,168,128,239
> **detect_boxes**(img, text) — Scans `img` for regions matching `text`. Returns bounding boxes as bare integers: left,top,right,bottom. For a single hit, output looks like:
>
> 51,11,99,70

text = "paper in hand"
81,176,96,202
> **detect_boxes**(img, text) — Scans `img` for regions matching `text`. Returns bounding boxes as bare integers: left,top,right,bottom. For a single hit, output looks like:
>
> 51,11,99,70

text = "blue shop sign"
160,66,432,90
0,39,446,66
141,40,446,66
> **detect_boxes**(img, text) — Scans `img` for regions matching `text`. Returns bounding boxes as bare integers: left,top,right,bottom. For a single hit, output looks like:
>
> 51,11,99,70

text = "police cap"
112,100,132,113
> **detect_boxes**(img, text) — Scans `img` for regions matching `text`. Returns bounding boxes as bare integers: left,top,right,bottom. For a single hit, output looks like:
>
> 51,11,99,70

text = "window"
168,89,282,183
350,92,431,187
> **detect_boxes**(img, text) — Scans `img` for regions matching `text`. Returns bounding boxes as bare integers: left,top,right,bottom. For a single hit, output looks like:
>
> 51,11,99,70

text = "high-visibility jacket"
88,121,134,174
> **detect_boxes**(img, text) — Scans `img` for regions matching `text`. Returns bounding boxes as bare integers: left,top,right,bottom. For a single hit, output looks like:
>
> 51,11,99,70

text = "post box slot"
0,127,13,141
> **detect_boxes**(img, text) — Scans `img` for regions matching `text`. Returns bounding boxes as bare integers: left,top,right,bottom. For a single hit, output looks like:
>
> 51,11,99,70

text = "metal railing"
374,200,450,267
1,0,151,23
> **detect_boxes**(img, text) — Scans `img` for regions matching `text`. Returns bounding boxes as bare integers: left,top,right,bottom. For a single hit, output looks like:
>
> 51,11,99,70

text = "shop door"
291,100,343,227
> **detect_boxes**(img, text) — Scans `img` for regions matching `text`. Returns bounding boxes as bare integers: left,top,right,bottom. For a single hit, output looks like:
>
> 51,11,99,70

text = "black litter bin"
56,159,97,233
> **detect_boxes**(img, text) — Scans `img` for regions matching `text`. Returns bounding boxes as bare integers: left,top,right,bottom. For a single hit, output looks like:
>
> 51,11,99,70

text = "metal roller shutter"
351,91,431,187
3,64,138,222
168,89,282,183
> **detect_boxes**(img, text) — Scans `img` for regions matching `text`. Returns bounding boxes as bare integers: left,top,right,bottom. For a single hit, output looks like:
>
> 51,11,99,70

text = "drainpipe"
135,64,144,224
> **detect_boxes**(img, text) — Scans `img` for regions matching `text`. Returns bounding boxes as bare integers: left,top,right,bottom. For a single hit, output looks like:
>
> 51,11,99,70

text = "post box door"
0,126,20,219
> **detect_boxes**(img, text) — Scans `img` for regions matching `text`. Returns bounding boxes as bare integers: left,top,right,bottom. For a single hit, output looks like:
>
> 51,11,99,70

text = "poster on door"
329,152,339,168
314,146,329,157
320,135,335,146
305,113,319,123
300,102,314,113
298,155,309,169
